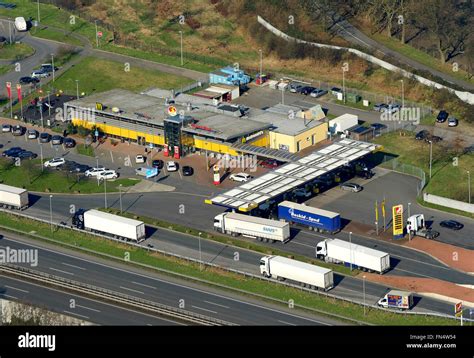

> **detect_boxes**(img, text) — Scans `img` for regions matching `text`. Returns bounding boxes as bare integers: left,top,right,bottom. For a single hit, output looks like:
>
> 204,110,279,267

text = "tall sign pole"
392,204,404,240
6,82,12,118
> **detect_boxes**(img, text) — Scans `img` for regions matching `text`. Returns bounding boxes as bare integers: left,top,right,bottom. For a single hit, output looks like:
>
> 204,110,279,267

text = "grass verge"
0,210,459,325
0,43,35,60
32,27,84,47
76,144,95,157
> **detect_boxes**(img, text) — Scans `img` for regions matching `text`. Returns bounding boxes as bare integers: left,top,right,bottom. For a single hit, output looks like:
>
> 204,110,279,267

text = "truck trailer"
260,255,334,291
278,201,341,234
214,212,290,243
316,238,390,274
73,209,146,242
328,114,358,134
378,290,413,310
0,184,28,210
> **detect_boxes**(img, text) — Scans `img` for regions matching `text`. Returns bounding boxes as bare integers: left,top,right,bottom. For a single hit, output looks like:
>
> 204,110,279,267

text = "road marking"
392,267,441,280
110,150,114,163
62,262,86,270
63,310,90,320
278,320,296,326
146,323,152,326
1,294,18,299
192,305,217,314
178,170,183,180
119,286,144,295
76,304,101,313
131,281,156,290
49,267,74,276
204,300,229,309
5,285,29,293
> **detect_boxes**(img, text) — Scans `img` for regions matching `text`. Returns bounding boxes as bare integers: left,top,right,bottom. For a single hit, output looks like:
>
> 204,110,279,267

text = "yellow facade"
71,118,165,145
269,122,328,153
193,137,239,156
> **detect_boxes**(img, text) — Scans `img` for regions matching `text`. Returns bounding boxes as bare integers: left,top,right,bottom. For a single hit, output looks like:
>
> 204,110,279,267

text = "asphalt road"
0,275,181,325
0,233,337,326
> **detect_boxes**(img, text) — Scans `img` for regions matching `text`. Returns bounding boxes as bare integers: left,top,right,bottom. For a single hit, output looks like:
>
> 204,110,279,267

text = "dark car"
371,123,388,130
12,125,25,136
19,76,40,85
260,159,281,169
51,135,63,145
428,135,443,143
2,147,23,157
415,130,430,140
39,132,51,143
373,103,388,112
301,86,316,95
436,110,449,123
182,166,194,176
152,159,164,169
439,220,463,230
64,137,76,148
15,151,37,160
424,229,440,239
289,83,304,93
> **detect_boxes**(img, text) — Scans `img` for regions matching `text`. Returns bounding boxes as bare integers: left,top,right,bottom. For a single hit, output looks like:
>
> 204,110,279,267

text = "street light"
104,177,107,209
349,231,353,272
179,30,183,66
400,79,404,109
468,171,471,204
51,54,55,82
119,184,123,214
95,20,99,47
47,90,51,118
429,140,433,179
75,80,79,100
37,0,40,23
408,202,412,240
363,275,366,315
342,66,348,104
49,195,53,232
259,49,263,79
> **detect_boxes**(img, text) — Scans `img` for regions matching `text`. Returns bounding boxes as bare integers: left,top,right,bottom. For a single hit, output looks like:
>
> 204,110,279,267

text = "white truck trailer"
260,255,334,291
0,184,28,210
316,238,390,274
74,209,146,242
328,114,358,134
214,212,290,243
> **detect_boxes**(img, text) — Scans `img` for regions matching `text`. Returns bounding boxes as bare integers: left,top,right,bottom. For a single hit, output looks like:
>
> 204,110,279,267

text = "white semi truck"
406,214,440,239
213,212,290,243
378,290,413,310
0,184,29,210
316,238,390,274
73,209,146,242
260,255,334,291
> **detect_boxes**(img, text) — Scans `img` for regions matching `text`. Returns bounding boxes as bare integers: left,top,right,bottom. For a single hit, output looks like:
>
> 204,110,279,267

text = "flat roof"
278,201,339,219
251,112,325,136
271,256,332,274
0,183,27,195
86,209,144,226
330,239,388,258
226,212,289,228
208,139,379,211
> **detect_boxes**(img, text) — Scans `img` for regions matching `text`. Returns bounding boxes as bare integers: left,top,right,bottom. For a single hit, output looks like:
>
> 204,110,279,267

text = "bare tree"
367,0,402,37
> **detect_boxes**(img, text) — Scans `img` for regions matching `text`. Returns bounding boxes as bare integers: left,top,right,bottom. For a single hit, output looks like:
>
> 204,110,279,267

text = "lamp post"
259,49,263,79
95,20,99,47
49,195,53,232
429,140,433,179
37,0,40,23
47,90,51,118
179,30,183,66
363,275,366,315
119,184,123,214
51,54,55,82
40,144,43,171
400,79,404,109
408,202,412,240
104,177,107,209
75,80,79,100
198,233,202,271
342,66,348,104
468,171,471,204
349,231,353,272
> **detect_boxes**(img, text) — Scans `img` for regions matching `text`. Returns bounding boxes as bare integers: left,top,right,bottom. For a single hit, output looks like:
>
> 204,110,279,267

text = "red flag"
16,84,22,102
6,82,11,99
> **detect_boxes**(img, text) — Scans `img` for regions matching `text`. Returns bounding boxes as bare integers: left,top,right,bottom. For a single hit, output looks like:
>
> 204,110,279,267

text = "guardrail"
0,263,233,326
0,208,472,324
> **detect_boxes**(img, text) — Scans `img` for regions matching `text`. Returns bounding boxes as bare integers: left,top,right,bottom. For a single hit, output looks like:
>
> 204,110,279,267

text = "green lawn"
0,65,11,76
76,144,95,157
32,27,83,47
372,131,473,202
46,57,193,96
0,43,35,60
0,211,460,326
0,158,137,193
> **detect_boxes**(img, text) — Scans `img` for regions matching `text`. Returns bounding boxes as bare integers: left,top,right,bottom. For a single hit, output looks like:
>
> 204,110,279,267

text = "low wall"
423,193,474,214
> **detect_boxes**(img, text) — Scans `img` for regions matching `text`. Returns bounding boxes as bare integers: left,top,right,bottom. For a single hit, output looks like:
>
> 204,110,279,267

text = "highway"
0,233,339,326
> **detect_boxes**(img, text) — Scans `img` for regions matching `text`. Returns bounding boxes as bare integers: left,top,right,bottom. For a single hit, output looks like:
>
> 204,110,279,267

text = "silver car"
340,183,362,192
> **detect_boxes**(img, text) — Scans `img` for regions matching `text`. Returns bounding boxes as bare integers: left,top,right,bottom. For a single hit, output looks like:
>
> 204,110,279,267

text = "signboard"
392,204,404,238
173,145,180,159
97,31,103,38
145,167,158,179
455,302,463,317
96,102,103,110
213,165,220,185
94,130,99,138
167,105,177,116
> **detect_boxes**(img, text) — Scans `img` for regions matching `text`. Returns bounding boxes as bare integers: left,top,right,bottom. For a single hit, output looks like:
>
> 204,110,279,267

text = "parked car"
40,64,58,73
439,220,463,230
85,167,107,177
373,103,388,112
448,117,458,127
423,229,440,239
371,123,387,131
340,182,362,192
19,76,40,85
152,159,164,169
381,104,400,114
2,147,23,157
64,137,76,148
289,83,304,93
301,86,316,95
72,164,91,174
436,110,449,123
229,172,252,183
51,135,63,145
12,125,25,136
428,135,443,143
15,151,37,160
44,157,66,168
310,88,328,98
135,167,158,178
31,70,49,79
98,170,118,180
27,129,38,139
331,87,342,96
182,166,194,176
135,154,146,164
292,187,312,198
260,159,281,169
166,161,178,172
39,132,51,143
415,130,430,140
2,124,11,133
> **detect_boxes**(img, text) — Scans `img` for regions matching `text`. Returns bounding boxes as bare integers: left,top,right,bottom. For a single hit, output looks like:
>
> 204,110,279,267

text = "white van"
14,17,27,32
